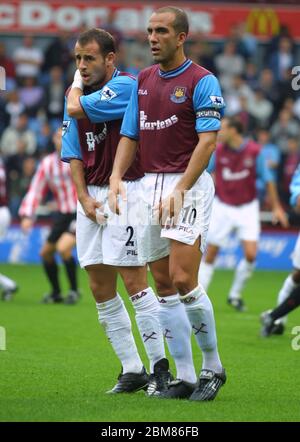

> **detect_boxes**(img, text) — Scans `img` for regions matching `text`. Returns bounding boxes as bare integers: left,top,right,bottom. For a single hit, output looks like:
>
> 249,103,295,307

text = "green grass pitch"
0,264,299,422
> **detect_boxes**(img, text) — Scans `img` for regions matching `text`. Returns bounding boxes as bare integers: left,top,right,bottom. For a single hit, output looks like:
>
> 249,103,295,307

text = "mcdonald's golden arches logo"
246,8,280,36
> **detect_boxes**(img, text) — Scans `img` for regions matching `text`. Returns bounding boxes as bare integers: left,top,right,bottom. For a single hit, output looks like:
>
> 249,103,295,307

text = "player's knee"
40,247,53,261
152,273,174,296
124,276,145,296
57,246,72,260
170,270,192,294
245,253,256,263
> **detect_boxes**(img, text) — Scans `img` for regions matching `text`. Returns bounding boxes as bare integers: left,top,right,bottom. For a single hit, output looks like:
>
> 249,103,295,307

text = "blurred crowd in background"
1,12,300,218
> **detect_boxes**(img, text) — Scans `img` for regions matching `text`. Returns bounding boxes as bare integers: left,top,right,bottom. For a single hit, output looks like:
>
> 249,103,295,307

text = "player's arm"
109,80,139,214
69,159,101,223
68,72,136,122
66,70,84,119
61,98,101,222
257,152,289,228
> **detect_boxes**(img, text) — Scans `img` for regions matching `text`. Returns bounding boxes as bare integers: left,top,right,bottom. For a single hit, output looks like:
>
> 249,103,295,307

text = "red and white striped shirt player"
19,151,77,218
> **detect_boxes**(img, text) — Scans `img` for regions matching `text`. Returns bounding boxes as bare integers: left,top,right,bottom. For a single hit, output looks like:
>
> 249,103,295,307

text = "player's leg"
169,238,225,401
228,200,260,311
149,256,197,396
261,284,300,337
227,240,257,311
277,233,300,323
119,264,171,395
261,232,300,334
161,171,225,401
87,263,148,393
199,198,232,291
40,239,63,303
199,244,219,291
0,206,18,300
77,187,147,393
56,231,79,304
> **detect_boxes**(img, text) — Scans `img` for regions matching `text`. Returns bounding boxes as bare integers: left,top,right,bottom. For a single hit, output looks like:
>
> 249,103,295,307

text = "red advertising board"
0,1,300,39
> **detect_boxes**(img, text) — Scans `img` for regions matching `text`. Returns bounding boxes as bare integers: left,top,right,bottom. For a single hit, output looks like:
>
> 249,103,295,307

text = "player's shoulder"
246,139,261,155
108,72,136,87
190,62,214,83
138,64,159,81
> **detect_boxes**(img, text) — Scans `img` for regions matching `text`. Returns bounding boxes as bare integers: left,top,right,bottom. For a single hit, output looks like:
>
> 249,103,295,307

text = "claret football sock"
271,285,300,321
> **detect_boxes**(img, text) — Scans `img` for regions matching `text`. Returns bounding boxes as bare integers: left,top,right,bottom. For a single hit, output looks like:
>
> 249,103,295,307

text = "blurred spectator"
43,66,65,126
13,35,44,82
0,113,37,157
270,109,300,153
244,61,259,89
188,39,216,73
229,22,257,60
4,90,25,127
224,74,253,116
36,122,53,156
247,88,273,128
42,32,74,74
258,68,280,107
268,37,295,82
18,77,44,117
215,41,245,91
125,32,153,72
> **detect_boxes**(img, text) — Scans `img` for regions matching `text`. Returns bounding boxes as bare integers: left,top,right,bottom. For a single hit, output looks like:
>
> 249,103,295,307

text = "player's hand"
72,69,83,90
272,205,289,228
158,190,184,227
108,176,127,215
21,217,33,232
80,194,103,223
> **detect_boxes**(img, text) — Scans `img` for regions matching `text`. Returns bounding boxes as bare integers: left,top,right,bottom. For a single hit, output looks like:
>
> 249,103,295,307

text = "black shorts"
47,213,76,244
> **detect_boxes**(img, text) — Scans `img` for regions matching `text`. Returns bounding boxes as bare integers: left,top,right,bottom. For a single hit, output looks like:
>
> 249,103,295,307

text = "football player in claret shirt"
200,117,288,311
110,6,226,401
62,28,171,395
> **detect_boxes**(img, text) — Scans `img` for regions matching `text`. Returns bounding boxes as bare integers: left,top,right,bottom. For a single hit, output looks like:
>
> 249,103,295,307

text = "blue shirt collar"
158,59,192,79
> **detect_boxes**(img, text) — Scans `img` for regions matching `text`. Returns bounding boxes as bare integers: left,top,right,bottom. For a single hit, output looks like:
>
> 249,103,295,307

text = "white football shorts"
137,171,215,263
207,197,260,247
76,181,146,268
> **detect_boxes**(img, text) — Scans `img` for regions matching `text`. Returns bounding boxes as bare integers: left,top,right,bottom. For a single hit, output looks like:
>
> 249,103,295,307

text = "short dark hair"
77,28,116,57
155,6,189,35
227,117,244,135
